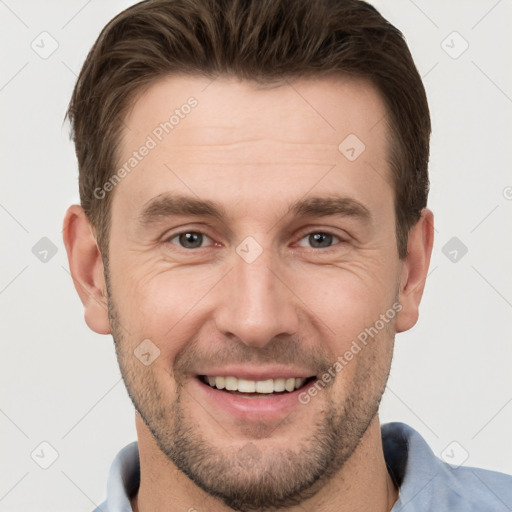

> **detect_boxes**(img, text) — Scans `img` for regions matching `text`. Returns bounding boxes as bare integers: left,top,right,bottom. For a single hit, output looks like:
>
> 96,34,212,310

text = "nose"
213,243,300,348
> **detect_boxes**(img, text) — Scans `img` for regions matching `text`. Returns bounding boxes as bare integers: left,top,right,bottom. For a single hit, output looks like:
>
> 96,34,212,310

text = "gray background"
1,0,511,510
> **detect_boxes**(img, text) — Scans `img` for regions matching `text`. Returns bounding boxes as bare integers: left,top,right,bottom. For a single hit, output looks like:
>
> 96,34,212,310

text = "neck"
131,414,398,512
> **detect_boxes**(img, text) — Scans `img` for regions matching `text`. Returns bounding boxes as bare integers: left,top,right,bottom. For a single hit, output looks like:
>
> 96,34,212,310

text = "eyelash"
164,229,347,252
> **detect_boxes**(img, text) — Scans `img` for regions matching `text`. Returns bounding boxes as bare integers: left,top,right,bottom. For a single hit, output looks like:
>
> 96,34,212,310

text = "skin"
63,74,434,512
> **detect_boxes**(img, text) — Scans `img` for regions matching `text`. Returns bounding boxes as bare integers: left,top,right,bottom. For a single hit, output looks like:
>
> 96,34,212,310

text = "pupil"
180,232,202,248
311,233,332,248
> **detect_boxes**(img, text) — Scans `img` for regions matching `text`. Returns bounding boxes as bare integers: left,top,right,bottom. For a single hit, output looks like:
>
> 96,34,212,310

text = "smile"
199,375,315,394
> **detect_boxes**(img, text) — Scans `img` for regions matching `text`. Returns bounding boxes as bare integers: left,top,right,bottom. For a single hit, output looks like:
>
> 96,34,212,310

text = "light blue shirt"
93,422,512,511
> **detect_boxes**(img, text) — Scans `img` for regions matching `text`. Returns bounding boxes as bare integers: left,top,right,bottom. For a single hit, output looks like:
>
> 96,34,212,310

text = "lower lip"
192,377,314,422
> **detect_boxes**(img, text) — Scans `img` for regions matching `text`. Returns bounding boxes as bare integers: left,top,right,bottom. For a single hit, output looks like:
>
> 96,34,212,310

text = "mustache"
173,335,334,376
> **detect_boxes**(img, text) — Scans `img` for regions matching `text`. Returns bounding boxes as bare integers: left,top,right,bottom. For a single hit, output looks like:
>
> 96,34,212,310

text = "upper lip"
196,365,316,381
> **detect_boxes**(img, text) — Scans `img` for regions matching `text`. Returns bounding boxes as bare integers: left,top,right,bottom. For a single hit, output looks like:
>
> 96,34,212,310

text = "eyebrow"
137,192,371,227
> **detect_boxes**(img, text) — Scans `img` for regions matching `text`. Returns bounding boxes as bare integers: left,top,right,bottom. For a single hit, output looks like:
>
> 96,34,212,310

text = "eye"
165,230,344,251
167,231,214,249
296,232,342,249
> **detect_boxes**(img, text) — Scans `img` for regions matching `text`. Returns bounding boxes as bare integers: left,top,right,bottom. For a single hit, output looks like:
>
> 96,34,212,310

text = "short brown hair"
66,0,430,259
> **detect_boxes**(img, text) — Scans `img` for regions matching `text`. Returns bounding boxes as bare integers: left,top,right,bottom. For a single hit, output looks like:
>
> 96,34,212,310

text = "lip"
194,365,316,381
191,375,316,422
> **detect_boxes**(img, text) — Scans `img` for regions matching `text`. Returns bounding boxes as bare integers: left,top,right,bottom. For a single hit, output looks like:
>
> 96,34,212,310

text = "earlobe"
395,208,434,333
62,205,111,335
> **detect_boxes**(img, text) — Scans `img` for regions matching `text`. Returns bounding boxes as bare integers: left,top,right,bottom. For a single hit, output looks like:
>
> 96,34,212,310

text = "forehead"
122,73,388,147
114,74,392,220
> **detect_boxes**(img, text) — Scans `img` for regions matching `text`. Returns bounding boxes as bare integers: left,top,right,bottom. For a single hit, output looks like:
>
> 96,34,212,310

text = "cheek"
290,260,396,332
116,267,217,361
327,318,395,410
286,261,398,393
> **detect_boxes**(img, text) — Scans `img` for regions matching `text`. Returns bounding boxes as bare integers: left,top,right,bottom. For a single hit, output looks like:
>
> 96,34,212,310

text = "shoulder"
440,462,512,510
382,422,512,511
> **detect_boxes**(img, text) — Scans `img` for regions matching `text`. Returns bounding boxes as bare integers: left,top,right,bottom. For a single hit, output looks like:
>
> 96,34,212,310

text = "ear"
62,205,111,335
395,208,434,333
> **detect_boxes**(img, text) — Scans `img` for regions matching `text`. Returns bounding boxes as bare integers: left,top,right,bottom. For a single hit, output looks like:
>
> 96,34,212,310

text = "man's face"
106,75,403,510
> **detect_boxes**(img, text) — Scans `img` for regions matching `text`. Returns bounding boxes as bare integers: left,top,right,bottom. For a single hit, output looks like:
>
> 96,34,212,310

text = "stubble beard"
105,273,393,511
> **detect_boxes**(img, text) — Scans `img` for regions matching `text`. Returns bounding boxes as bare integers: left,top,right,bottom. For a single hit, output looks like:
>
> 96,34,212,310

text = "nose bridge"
214,240,298,347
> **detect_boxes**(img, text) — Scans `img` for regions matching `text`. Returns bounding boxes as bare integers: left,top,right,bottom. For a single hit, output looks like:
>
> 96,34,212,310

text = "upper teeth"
204,376,306,393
